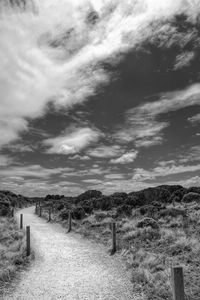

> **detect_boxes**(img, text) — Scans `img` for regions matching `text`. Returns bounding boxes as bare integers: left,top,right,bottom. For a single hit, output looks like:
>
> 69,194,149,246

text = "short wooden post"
11,207,14,217
26,226,31,256
20,214,23,229
68,211,72,232
48,208,51,222
39,206,42,217
111,221,117,255
35,202,38,214
171,267,185,300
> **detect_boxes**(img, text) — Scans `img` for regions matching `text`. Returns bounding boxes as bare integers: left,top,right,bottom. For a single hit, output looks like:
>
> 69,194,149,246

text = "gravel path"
3,207,143,300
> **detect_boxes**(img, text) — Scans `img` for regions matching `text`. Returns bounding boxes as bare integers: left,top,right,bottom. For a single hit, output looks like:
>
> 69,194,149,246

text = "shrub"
57,203,64,211
116,204,132,217
0,207,10,216
125,195,144,207
111,193,128,206
94,196,113,211
182,192,200,203
76,190,102,203
159,208,186,218
137,218,159,229
81,200,93,214
72,206,86,220
59,209,69,220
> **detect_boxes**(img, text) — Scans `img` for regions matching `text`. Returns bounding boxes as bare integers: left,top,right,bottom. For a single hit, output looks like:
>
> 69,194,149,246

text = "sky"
0,0,200,196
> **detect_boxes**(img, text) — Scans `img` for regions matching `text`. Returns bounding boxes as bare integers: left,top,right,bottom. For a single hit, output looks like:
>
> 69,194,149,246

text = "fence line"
35,205,186,298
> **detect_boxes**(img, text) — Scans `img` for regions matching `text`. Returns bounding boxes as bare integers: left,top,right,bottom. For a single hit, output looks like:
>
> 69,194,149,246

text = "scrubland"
39,186,200,300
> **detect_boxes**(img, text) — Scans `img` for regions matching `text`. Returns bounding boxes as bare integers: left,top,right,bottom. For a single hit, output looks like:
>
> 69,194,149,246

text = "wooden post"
35,202,38,214
48,208,51,222
11,207,14,217
111,221,117,255
39,206,42,217
20,214,23,229
26,226,31,256
171,267,185,300
68,211,72,232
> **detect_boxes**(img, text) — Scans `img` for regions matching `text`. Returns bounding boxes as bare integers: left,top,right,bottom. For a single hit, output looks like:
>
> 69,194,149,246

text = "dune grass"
0,216,28,294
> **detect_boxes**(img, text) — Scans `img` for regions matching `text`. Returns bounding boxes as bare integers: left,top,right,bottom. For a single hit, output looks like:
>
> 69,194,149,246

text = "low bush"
137,218,159,229
116,204,132,217
158,208,186,218
59,209,69,220
72,206,86,220
182,192,200,203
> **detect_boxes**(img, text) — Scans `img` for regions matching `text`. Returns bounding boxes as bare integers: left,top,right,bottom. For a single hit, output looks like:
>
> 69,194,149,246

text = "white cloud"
68,154,90,160
88,145,124,158
132,162,200,181
110,151,138,164
104,173,124,179
188,113,200,124
82,179,102,184
0,164,73,179
115,83,200,146
43,127,101,155
1,0,199,148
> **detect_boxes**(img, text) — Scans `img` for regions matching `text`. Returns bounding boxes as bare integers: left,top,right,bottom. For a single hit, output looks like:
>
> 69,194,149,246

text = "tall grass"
0,217,27,293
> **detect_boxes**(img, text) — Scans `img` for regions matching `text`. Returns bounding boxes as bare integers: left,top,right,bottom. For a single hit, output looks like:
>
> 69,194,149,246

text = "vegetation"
38,185,200,300
0,191,34,294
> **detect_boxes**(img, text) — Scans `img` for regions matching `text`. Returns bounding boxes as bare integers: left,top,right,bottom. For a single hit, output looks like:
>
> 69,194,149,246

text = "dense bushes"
117,204,132,217
0,191,31,216
182,192,200,203
76,190,102,204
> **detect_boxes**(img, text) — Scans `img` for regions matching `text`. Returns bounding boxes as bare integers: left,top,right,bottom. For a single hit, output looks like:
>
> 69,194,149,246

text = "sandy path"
3,207,142,300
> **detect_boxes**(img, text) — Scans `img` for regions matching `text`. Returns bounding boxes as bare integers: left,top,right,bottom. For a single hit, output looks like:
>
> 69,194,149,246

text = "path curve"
3,207,142,300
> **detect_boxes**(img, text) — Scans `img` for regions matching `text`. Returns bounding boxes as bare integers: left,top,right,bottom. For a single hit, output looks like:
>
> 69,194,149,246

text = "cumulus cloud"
0,0,199,149
43,127,101,155
110,151,138,164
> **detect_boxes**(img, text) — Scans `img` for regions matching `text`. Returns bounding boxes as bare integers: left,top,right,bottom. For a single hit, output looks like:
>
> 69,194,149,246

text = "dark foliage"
0,191,32,216
72,206,86,220
116,204,132,217
137,218,159,229
59,209,69,220
182,192,200,203
76,190,102,204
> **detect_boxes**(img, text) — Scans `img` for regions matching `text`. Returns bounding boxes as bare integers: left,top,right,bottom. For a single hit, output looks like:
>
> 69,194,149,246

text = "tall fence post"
111,221,117,255
39,206,42,217
35,202,38,214
68,211,72,232
48,208,51,222
20,214,23,229
171,267,185,300
26,226,31,256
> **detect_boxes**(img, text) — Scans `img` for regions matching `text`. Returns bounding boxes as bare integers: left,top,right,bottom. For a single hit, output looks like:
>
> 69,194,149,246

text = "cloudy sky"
0,0,200,196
